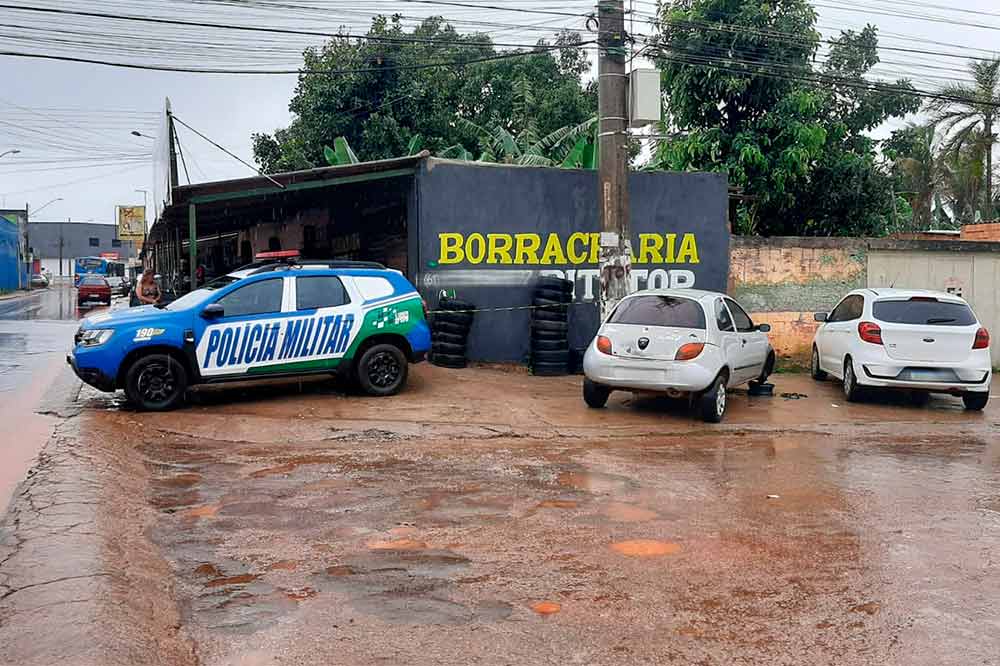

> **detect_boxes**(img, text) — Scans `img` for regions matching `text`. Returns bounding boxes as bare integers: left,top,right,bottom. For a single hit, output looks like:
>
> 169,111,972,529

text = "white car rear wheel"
699,375,727,423
843,358,863,403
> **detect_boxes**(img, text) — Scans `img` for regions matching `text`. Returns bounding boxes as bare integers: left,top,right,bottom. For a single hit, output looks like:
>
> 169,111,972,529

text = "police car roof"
227,260,389,280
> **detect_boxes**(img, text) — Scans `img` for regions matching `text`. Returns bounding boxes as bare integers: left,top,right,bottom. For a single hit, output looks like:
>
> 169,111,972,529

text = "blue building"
0,209,28,293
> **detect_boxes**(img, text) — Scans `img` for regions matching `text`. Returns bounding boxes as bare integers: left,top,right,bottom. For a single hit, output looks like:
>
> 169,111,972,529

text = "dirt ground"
2,364,999,665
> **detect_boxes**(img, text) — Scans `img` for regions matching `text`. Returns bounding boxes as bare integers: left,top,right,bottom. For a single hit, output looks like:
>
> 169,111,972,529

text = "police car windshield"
165,276,239,311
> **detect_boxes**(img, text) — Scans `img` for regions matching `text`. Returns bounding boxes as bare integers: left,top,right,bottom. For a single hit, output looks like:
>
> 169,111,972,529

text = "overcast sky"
1,0,997,224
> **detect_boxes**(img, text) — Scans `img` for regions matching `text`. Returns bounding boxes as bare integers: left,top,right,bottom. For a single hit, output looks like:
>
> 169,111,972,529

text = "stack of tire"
429,296,475,369
530,277,573,376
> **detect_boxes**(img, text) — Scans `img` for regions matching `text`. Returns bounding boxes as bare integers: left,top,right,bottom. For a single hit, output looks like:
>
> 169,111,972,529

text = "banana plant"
323,137,359,166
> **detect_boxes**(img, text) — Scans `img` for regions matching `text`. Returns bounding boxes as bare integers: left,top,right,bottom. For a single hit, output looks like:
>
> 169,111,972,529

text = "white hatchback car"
583,289,775,422
812,289,992,410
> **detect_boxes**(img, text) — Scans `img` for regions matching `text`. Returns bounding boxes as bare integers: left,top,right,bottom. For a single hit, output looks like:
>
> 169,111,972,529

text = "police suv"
68,260,432,411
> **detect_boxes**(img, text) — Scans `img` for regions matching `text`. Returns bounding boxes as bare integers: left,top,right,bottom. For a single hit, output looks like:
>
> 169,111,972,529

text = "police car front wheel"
357,344,408,397
124,354,188,411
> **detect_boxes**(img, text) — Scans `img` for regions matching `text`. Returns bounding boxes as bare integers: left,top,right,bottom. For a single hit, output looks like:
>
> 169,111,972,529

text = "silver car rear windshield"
873,298,976,326
610,296,706,329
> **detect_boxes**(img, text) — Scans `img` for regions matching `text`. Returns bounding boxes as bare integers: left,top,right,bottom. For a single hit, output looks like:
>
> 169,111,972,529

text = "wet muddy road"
67,370,1000,663
3,361,1000,665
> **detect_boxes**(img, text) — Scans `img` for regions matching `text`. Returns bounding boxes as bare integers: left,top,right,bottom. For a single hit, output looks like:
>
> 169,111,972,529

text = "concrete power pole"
597,0,632,321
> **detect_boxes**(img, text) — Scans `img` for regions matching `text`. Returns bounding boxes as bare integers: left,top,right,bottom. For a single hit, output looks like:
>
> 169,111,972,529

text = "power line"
0,37,595,74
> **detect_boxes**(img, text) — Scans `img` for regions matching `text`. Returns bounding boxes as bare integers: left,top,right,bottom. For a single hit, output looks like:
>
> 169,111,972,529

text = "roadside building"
146,154,730,362
27,221,138,280
0,209,28,292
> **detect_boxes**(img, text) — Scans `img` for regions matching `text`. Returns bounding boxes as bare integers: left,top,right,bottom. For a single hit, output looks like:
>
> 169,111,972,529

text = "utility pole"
597,0,632,320
23,203,30,291
59,218,65,279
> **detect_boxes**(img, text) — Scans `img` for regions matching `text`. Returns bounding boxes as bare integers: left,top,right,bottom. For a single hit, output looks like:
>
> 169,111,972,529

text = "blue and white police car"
68,260,432,411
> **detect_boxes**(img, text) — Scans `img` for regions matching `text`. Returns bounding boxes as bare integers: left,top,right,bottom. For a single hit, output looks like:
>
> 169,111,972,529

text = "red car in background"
77,275,112,307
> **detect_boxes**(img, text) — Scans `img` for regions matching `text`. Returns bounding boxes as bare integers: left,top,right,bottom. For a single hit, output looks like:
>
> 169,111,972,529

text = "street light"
31,197,63,216
0,149,20,159
131,131,156,140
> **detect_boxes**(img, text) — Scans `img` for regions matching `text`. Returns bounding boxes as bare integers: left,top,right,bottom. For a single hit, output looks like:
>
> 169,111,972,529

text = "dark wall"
28,222,137,261
413,160,729,362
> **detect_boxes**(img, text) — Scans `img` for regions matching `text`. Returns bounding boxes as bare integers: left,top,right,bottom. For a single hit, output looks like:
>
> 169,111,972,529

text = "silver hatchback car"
583,289,775,422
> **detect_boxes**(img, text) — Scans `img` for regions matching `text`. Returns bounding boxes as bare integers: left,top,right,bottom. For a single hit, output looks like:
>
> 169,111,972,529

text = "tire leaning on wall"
429,296,475,369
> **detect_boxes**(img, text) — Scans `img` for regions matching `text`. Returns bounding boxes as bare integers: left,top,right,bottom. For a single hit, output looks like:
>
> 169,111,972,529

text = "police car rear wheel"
125,354,187,411
357,344,408,397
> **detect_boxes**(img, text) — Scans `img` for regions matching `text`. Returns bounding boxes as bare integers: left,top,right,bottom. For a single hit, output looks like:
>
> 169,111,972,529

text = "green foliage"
650,0,921,237
927,58,1000,220
253,17,596,172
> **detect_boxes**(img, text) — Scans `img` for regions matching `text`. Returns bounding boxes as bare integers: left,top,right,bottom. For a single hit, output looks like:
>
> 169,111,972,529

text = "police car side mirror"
756,323,771,333
814,312,829,322
202,303,225,319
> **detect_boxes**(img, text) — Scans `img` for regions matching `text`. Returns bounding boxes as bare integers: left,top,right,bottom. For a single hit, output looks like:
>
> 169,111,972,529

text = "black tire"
811,346,827,381
438,297,475,312
963,392,989,411
532,320,569,334
533,308,568,323
532,349,569,364
533,297,568,311
531,362,570,377
583,378,611,408
699,374,728,423
535,276,573,293
432,331,467,345
357,344,409,397
532,329,568,342
432,341,466,356
124,353,188,412
908,391,931,407
532,338,569,351
432,320,470,336
534,287,572,303
430,353,468,369
434,311,473,326
758,352,776,384
842,357,863,403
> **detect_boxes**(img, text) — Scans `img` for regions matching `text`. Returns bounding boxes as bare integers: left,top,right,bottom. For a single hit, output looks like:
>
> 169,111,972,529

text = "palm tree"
894,123,945,230
928,58,1000,221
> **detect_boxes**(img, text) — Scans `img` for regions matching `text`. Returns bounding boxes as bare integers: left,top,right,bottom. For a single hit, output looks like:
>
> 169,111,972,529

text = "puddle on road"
557,471,636,495
537,499,579,509
531,601,562,615
367,539,428,551
610,540,682,557
602,502,659,522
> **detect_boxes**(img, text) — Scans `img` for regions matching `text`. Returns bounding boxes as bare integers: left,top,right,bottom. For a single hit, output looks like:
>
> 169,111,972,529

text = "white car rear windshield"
873,298,977,326
610,296,706,329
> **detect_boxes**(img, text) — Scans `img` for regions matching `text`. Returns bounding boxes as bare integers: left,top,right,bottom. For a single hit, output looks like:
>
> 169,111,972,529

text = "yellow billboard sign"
118,206,146,242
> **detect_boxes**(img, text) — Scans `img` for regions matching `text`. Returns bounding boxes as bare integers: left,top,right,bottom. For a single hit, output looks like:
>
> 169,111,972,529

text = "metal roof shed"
148,152,429,290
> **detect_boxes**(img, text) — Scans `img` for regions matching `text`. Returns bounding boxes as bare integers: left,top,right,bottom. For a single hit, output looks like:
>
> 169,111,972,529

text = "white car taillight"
974,328,990,350
858,321,883,345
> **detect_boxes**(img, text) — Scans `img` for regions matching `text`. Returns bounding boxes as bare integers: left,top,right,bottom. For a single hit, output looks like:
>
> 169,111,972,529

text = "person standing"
136,268,161,306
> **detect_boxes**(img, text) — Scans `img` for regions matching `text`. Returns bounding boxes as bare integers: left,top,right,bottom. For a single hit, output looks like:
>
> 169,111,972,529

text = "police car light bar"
254,250,301,261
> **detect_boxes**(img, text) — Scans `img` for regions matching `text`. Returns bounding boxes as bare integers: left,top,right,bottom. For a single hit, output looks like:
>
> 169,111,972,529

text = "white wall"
868,250,1000,361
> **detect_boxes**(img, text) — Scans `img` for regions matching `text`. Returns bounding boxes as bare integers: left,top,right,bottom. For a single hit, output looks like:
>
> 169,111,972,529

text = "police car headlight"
79,329,114,347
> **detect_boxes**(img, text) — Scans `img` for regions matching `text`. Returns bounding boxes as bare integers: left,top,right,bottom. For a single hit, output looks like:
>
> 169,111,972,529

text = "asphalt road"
0,283,121,510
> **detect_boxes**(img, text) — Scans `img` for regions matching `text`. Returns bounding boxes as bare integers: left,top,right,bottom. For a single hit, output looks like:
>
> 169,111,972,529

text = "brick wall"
960,222,1000,242
730,237,869,366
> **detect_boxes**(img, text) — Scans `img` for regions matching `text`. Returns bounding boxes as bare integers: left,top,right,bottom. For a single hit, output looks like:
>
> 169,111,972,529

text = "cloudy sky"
0,0,996,224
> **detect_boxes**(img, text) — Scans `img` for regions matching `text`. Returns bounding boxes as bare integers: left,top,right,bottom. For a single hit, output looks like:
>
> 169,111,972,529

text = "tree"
927,58,1000,222
253,16,596,172
885,123,945,230
650,0,920,236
